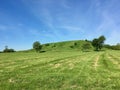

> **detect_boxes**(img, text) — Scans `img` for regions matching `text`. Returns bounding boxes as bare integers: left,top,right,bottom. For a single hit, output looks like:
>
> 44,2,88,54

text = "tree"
92,35,106,51
33,41,42,52
82,42,93,51
98,35,106,50
3,46,15,53
92,38,99,51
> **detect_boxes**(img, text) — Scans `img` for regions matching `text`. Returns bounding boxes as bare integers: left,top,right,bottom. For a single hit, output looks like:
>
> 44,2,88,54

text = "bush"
74,42,77,46
82,42,93,52
70,46,74,48
104,44,120,50
3,48,15,53
45,44,49,46
52,44,56,48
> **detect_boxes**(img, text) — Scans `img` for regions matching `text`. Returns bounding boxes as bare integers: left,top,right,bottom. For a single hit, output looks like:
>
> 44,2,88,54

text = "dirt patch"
20,65,29,69
70,85,77,88
93,55,100,70
54,63,61,68
9,78,15,83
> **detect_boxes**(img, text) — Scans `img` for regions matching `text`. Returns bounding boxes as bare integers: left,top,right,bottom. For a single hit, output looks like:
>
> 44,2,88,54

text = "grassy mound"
41,40,92,51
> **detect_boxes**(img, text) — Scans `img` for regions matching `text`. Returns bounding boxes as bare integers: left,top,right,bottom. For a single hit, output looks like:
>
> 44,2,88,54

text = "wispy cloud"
29,29,40,36
61,0,71,9
1,0,120,51
96,12,114,33
94,0,120,44
23,0,83,33
59,26,84,33
0,25,8,31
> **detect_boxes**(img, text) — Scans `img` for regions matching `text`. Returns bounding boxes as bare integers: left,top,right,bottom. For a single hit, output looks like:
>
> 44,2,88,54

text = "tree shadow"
40,51,46,53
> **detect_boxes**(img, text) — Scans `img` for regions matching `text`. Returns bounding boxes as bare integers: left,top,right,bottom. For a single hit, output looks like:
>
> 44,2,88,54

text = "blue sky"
0,0,120,51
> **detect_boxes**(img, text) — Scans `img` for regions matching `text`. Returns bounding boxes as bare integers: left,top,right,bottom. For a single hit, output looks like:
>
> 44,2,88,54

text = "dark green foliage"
92,38,99,51
3,46,15,53
112,44,120,50
92,35,106,51
45,43,49,46
98,36,106,49
33,41,42,52
105,44,120,50
104,44,111,49
82,42,93,51
74,42,77,46
3,49,15,52
85,39,88,42
70,45,74,48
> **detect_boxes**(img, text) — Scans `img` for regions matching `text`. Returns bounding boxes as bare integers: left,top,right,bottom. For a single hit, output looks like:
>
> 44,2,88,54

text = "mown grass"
0,50,120,90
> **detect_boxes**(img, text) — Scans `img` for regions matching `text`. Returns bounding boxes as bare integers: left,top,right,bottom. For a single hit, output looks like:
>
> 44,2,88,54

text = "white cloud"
22,0,120,44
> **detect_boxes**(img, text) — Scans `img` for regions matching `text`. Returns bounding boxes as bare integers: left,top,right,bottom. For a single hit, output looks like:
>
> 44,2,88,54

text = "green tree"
98,35,106,50
33,41,42,52
92,35,106,51
3,46,15,53
92,38,99,51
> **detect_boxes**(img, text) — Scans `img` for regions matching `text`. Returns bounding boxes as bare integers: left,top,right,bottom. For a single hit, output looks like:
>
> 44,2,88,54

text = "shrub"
45,44,49,46
3,48,15,53
70,46,74,48
82,42,93,52
74,42,77,46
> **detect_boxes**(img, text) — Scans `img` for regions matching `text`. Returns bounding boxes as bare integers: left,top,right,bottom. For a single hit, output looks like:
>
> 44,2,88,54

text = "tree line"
2,46,15,53
104,43,120,50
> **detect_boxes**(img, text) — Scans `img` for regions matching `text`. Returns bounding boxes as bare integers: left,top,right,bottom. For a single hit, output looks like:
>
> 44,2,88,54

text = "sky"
0,0,120,51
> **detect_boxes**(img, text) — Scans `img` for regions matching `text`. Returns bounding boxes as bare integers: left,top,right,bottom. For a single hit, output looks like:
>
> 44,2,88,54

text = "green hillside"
41,40,92,51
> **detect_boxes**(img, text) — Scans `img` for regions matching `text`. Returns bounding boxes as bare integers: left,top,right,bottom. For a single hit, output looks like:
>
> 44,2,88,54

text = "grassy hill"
41,40,92,52
25,40,120,53
17,40,93,53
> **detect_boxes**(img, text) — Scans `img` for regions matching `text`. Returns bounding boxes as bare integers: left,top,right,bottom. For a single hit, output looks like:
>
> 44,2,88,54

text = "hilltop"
35,40,92,52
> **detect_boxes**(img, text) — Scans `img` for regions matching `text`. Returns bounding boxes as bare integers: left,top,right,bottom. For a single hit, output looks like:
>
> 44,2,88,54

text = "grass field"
0,50,120,90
